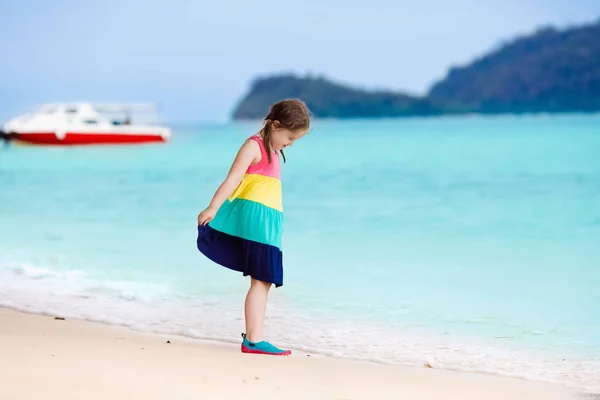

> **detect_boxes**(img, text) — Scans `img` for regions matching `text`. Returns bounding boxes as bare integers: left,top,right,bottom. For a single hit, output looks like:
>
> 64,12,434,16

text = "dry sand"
0,307,583,400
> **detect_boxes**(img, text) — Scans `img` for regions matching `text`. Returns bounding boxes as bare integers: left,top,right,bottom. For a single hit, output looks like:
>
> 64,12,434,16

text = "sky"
0,0,598,123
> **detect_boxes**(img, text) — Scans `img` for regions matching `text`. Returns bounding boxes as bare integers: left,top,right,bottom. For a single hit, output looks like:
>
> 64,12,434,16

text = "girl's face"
270,127,307,152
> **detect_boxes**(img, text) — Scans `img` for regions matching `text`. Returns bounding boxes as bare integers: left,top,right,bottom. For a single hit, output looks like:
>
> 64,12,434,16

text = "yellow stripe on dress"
229,173,283,212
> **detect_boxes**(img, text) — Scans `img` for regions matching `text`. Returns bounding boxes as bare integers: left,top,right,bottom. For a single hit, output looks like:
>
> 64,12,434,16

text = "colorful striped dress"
196,134,284,286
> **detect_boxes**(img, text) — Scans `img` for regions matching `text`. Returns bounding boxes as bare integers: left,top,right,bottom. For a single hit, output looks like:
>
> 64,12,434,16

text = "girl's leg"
241,277,291,355
244,277,271,342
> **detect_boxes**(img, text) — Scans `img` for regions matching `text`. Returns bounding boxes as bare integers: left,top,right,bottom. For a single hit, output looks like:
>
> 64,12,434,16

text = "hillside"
231,20,600,119
231,75,441,119
427,21,600,113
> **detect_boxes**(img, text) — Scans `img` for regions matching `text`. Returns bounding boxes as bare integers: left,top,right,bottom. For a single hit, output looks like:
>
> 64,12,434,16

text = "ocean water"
1,115,599,393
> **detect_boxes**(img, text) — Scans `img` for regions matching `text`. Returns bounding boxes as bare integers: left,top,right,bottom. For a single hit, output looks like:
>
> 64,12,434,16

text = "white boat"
0,102,171,145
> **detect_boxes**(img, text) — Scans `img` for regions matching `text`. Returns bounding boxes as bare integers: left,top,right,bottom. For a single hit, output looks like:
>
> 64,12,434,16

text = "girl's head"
260,98,311,163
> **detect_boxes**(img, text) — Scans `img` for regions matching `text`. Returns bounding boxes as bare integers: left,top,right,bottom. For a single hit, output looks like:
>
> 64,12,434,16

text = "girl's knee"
250,277,272,290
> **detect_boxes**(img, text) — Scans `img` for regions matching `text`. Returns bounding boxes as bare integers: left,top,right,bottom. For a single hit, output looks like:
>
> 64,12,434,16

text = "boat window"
43,107,56,114
66,107,78,114
83,119,98,124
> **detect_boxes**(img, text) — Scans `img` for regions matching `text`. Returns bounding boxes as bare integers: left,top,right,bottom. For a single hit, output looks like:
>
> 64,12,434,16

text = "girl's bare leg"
244,277,271,342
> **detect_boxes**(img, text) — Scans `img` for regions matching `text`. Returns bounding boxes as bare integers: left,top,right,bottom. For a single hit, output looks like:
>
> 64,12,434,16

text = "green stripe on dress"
209,198,283,249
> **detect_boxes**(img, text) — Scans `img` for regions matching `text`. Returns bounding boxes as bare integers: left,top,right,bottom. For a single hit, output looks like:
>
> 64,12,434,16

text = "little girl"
196,98,311,356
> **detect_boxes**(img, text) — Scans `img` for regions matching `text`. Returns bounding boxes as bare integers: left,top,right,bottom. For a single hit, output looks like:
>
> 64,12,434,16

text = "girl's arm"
198,139,261,225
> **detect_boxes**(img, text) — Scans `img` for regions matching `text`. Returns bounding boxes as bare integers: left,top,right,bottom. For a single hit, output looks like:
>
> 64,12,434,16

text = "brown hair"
260,98,311,163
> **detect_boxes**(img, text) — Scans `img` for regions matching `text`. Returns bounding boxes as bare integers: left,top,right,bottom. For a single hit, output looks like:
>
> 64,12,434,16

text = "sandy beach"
0,307,584,400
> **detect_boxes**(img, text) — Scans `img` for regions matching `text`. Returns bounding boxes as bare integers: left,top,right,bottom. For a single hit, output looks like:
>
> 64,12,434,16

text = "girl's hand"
197,206,217,226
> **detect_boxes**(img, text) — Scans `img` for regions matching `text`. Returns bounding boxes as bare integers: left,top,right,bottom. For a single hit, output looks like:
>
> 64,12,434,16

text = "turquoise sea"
1,115,599,394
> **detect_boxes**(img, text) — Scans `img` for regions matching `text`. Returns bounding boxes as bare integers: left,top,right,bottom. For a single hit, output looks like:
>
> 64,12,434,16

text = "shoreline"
3,296,598,395
0,306,586,400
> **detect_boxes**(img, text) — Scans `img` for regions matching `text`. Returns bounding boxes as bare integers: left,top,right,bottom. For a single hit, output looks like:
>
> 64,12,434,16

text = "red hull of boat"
12,132,167,145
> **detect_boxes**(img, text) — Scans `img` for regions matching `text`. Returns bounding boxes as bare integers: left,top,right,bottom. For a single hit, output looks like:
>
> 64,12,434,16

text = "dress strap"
248,134,267,155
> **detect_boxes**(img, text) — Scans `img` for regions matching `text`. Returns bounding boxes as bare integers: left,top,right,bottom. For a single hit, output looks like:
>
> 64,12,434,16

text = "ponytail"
262,119,274,164
261,119,286,164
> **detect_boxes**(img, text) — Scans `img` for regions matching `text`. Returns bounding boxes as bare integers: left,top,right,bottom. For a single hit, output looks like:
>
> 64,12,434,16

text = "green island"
232,19,600,119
